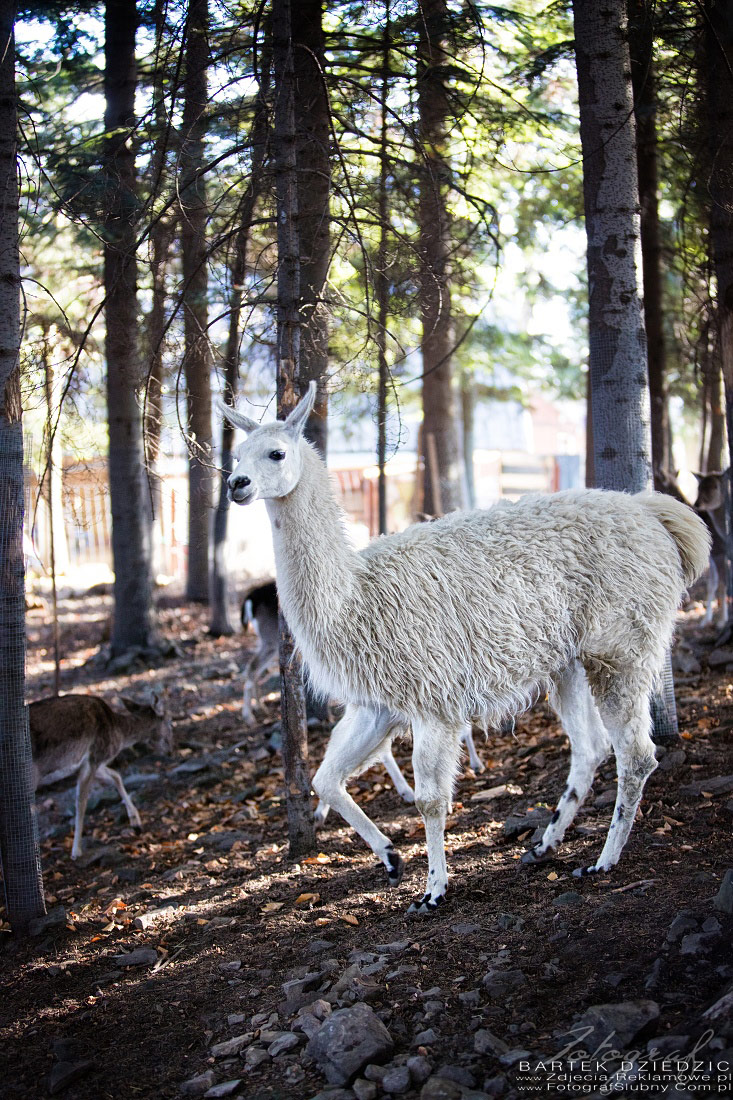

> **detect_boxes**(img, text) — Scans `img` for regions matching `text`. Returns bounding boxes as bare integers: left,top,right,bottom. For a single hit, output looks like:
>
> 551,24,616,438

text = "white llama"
222,384,709,913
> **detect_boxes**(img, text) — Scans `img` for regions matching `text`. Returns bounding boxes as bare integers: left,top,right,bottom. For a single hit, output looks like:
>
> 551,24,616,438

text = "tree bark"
417,0,464,516
628,0,671,488
181,0,212,602
0,2,45,930
573,0,678,740
461,377,476,509
291,0,329,455
376,2,391,535
707,357,726,472
273,0,316,859
209,61,270,636
104,0,154,655
705,0,733,616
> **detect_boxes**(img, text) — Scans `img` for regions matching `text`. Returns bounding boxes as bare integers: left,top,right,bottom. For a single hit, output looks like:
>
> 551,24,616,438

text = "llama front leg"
408,719,462,914
97,762,142,831
312,704,405,886
574,682,657,877
522,661,610,865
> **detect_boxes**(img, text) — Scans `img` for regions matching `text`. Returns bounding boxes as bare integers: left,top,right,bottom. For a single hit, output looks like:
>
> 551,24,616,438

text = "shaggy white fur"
222,384,710,913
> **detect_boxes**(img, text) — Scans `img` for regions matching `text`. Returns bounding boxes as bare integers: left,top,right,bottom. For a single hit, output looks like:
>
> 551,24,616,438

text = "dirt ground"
1,589,732,1100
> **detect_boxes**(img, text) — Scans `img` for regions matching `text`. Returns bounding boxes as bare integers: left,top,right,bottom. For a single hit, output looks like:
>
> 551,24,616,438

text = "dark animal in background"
693,470,729,627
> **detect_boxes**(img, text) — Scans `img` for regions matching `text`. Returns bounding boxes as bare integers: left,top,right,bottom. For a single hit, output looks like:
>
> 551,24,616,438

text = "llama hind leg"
461,723,485,773
312,704,405,886
408,719,462,914
574,677,657,877
522,660,610,865
379,741,415,802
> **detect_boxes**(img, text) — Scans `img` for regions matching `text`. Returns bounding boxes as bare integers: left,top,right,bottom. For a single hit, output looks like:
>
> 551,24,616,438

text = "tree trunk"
181,0,212,602
291,0,329,455
376,3,391,535
273,0,316,859
628,0,671,488
209,59,270,636
104,0,154,655
461,377,476,509
707,357,726,472
417,0,464,516
0,2,45,930
573,0,678,741
705,0,733,618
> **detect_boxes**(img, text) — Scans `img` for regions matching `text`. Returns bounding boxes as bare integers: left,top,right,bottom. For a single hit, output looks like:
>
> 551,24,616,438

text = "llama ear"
284,380,317,437
217,400,260,434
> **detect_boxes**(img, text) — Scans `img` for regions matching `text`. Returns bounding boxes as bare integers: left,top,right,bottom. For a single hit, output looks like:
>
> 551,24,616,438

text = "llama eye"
269,450,286,461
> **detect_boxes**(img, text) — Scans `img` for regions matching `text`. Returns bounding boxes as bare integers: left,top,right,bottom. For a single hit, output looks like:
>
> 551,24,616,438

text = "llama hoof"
520,845,553,866
407,891,445,915
385,848,404,887
572,863,599,878
400,789,416,804
313,806,328,828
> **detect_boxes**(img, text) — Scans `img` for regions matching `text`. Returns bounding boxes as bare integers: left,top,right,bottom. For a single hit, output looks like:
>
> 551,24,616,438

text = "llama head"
220,381,317,504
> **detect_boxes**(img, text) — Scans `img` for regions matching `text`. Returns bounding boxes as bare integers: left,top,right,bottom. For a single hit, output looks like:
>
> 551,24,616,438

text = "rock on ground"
306,1002,394,1086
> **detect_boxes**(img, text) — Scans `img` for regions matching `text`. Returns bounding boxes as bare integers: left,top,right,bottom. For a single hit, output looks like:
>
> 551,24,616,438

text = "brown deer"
692,471,729,627
30,691,172,859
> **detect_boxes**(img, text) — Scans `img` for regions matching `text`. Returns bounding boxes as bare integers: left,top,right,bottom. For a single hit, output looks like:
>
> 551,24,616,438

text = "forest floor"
2,589,733,1100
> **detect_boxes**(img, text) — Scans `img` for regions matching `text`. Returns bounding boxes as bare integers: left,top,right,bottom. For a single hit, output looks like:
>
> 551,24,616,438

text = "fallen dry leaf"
261,902,284,914
340,913,359,926
294,893,320,906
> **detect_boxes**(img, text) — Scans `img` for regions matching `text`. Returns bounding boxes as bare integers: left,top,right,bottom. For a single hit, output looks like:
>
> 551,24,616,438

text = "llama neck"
266,443,358,639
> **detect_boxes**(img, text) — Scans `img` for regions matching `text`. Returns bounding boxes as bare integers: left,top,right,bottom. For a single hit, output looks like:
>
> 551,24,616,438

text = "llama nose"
229,474,251,491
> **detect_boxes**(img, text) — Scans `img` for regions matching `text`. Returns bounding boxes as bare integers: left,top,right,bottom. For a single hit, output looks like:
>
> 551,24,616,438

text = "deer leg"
408,719,463,914
461,723,484,773
71,760,95,860
312,704,405,886
522,660,611,865
97,762,142,831
703,558,718,626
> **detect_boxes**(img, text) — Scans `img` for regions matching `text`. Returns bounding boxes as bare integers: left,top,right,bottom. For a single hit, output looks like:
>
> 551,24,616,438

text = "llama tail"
637,491,712,586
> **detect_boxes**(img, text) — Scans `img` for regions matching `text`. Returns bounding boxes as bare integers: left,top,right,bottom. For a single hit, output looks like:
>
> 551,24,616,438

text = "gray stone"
681,774,733,797
48,1061,94,1095
552,891,584,908
268,1032,300,1057
203,1082,242,1098
495,912,525,931
420,1078,463,1100
179,1071,216,1096
503,808,552,840
706,647,733,668
219,960,242,972
281,972,323,999
382,1065,412,1094
458,988,481,1007
666,914,698,942
375,940,410,954
483,1076,508,1098
306,1002,394,1086
702,988,733,1038
482,968,527,998
423,1000,444,1016
593,788,616,808
113,946,158,968
407,1055,433,1085
50,1038,84,1063
498,1048,531,1067
702,916,722,933
29,906,68,937
680,932,719,956
436,1065,476,1087
714,869,733,916
450,923,481,935
244,1047,270,1068
570,1000,660,1052
353,1079,378,1100
210,1034,252,1058
364,1064,387,1082
658,750,687,771
310,939,335,955
473,1029,510,1058
308,1091,353,1100
412,1029,440,1046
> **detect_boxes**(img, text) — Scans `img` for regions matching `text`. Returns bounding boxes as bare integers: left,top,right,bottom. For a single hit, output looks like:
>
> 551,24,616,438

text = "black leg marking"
520,843,555,866
407,891,445,915
566,788,578,802
572,863,599,879
386,848,404,887
550,809,560,824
